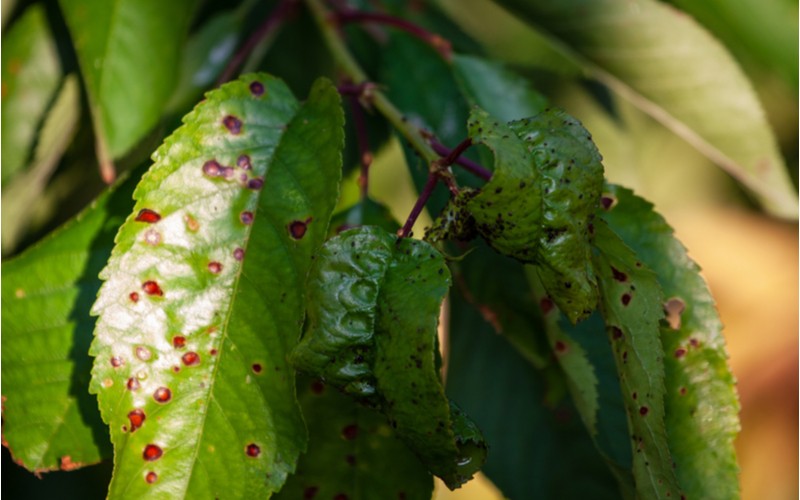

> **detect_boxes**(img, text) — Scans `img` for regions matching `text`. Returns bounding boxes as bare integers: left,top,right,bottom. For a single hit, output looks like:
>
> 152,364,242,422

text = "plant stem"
304,0,440,166
217,0,297,85
398,172,438,238
347,93,372,198
429,138,492,181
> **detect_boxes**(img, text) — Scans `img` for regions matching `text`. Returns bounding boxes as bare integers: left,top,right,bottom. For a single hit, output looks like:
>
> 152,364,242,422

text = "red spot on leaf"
247,177,264,190
60,456,80,471
135,209,161,223
288,218,313,239
689,338,700,348
539,297,554,314
554,340,568,354
237,154,251,169
222,115,242,134
611,266,628,282
143,444,163,461
249,81,265,96
142,281,163,296
600,194,616,210
342,424,358,440
153,387,172,404
129,292,139,303
674,348,687,358
145,471,158,484
679,387,688,396
128,409,145,432
611,326,624,340
621,293,632,306
252,363,263,374
136,346,152,361
202,160,221,177
208,262,222,274
639,406,649,416
240,211,254,225
110,356,124,368
233,247,245,261
127,378,140,391
632,392,638,400
172,336,186,348
246,443,261,457
182,352,200,366
210,348,218,356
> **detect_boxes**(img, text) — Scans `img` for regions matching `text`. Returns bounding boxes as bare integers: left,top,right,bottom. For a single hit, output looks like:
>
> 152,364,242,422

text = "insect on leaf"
90,73,344,498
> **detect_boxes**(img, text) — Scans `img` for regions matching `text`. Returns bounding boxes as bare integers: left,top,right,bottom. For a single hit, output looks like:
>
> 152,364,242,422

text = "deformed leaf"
275,376,433,500
592,220,681,499
465,107,603,322
1,166,142,473
90,74,344,498
601,185,740,499
292,227,487,489
1,4,61,184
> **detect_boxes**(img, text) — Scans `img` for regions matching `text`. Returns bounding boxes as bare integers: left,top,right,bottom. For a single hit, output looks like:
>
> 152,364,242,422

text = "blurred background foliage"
2,0,796,498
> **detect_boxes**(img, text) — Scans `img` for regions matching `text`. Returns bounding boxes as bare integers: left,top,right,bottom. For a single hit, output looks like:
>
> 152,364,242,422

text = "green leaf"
1,165,144,473
601,185,741,499
1,4,61,184
275,376,433,500
591,220,681,499
90,74,344,498
166,9,242,115
446,291,620,499
452,54,548,122
59,0,199,163
3,75,81,254
292,227,487,489
465,107,604,323
494,0,798,218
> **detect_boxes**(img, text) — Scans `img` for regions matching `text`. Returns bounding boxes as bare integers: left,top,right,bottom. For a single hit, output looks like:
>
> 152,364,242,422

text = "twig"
398,172,438,238
429,137,492,181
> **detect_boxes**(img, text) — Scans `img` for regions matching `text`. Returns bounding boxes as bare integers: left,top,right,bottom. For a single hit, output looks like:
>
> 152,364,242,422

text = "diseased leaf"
90,74,344,498
276,376,433,500
60,0,199,165
1,4,61,185
592,220,681,499
3,75,81,254
292,227,487,489
494,0,798,218
1,165,145,473
465,107,603,323
601,185,741,499
446,291,620,499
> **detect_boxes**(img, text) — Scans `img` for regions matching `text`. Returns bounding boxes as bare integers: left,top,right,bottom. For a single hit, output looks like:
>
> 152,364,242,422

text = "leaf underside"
90,73,343,498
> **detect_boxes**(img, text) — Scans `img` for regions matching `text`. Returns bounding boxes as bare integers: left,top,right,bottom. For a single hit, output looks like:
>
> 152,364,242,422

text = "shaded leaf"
292,227,487,489
452,54,548,122
1,165,145,472
592,220,681,499
601,184,740,499
60,0,199,164
276,376,433,500
495,0,798,218
90,74,344,498
1,4,61,184
3,75,81,254
446,291,620,499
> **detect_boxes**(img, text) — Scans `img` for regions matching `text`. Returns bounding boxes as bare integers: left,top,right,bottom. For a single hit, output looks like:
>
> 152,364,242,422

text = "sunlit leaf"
90,74,344,498
1,4,61,184
3,75,81,254
1,166,144,472
601,184,740,499
592,220,681,499
494,0,798,218
60,0,199,168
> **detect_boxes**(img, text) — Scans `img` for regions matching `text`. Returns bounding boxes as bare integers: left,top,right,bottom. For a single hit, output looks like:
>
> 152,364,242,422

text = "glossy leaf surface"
1,4,61,184
60,0,198,161
90,74,344,498
292,227,487,489
1,168,143,472
495,0,798,218
601,185,740,499
592,220,681,499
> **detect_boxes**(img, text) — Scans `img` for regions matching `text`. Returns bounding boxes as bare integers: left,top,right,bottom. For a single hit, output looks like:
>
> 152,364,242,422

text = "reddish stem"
398,172,438,238
429,139,492,181
348,94,372,198
217,0,297,85
334,9,452,60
